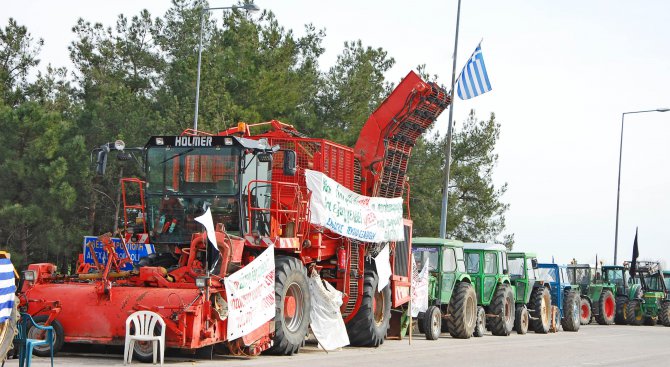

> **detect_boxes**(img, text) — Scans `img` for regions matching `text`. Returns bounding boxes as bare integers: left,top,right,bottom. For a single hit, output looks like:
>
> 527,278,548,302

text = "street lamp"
613,108,670,264
193,3,261,131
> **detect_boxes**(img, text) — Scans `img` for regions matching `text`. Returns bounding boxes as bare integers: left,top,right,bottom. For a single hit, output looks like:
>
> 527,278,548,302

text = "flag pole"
439,0,463,239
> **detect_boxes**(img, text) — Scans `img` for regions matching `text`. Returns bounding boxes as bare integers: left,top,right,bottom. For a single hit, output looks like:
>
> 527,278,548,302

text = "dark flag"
629,228,639,278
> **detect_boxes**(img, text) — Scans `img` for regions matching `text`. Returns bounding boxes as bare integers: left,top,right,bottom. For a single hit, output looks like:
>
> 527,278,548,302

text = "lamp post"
613,108,670,264
193,3,260,131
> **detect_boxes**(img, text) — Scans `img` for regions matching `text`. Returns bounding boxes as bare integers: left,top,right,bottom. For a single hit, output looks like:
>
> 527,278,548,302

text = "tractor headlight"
23,270,36,282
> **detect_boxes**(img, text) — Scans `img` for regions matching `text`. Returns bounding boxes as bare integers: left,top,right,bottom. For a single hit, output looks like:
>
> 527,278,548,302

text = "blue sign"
82,236,155,271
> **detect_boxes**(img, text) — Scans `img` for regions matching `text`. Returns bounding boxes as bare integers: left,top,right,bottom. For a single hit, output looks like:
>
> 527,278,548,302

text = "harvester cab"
508,252,553,334
566,264,617,326
411,237,477,340
536,263,580,332
463,243,515,337
621,261,670,326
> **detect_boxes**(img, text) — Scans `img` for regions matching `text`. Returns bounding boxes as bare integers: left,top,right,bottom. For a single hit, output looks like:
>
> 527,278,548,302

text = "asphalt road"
6,324,670,367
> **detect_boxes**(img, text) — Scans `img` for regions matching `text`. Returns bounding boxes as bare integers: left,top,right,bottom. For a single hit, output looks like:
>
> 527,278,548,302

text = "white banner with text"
224,245,276,340
305,169,404,242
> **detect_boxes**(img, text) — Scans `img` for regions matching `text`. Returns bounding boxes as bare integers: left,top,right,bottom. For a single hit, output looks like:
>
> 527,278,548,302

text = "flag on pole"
194,208,219,253
456,44,492,100
629,227,639,277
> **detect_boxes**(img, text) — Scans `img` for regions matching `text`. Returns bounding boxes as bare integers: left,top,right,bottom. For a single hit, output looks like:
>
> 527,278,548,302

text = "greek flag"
0,258,15,322
456,44,492,100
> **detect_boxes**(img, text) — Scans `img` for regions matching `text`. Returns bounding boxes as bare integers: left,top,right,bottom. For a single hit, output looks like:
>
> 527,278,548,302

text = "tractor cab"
602,265,629,297
566,264,592,289
507,251,540,305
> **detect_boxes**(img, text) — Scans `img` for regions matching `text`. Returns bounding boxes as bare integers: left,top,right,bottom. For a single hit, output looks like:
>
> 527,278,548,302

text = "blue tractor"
537,263,581,332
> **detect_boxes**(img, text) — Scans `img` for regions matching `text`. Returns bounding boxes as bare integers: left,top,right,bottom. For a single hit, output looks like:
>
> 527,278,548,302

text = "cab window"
442,248,457,272
484,253,497,275
465,253,480,274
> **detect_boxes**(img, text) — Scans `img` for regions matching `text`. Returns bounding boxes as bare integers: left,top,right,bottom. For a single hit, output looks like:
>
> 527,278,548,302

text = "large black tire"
594,290,616,325
346,269,391,347
445,282,477,339
614,296,628,325
417,313,426,334
473,306,485,337
422,306,442,340
27,315,64,357
266,256,311,355
561,291,580,332
579,297,591,325
515,306,529,335
626,299,644,326
529,287,551,333
644,316,658,326
0,297,18,362
660,301,670,327
488,284,515,336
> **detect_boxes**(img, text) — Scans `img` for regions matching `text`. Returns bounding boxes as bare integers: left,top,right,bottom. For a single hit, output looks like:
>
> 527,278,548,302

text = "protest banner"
224,245,276,340
304,169,404,243
82,236,155,270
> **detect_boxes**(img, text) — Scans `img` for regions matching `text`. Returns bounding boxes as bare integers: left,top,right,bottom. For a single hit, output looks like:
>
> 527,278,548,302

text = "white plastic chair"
124,310,166,366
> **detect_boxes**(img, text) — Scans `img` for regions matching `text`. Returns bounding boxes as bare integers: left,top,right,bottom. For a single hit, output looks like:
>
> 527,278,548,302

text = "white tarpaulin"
374,244,392,291
305,169,404,243
411,255,430,317
308,271,350,351
224,246,275,340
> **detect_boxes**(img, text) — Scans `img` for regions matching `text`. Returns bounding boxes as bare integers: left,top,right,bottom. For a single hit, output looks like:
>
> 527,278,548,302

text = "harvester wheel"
660,301,670,327
266,256,311,355
614,296,628,325
0,297,18,362
28,316,64,357
626,299,644,326
529,287,551,334
445,281,477,339
515,306,529,335
560,291,580,332
579,297,591,325
422,306,442,340
346,269,391,347
594,290,616,325
488,284,515,336
473,306,485,337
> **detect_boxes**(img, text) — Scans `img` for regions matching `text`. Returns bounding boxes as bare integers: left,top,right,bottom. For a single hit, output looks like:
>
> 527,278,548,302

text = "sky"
4,0,670,267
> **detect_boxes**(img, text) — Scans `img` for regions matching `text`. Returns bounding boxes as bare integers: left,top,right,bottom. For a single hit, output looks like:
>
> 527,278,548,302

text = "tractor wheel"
422,306,442,340
0,297,18,362
551,305,561,332
488,284,515,336
27,315,64,357
417,312,426,334
579,297,591,325
445,281,477,339
644,317,658,326
515,306,529,335
660,301,670,327
473,306,485,337
560,291,580,332
625,299,644,326
529,287,551,334
266,256,311,355
594,290,616,325
346,269,391,347
614,296,628,325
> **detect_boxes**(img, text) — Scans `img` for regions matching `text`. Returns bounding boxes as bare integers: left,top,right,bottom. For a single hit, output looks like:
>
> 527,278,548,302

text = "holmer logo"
175,136,213,147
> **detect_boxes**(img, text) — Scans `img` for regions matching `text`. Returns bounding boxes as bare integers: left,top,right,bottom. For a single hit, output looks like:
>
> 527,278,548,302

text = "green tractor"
566,264,617,325
463,243,516,337
603,262,670,326
508,252,552,334
412,237,478,340
622,261,669,326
